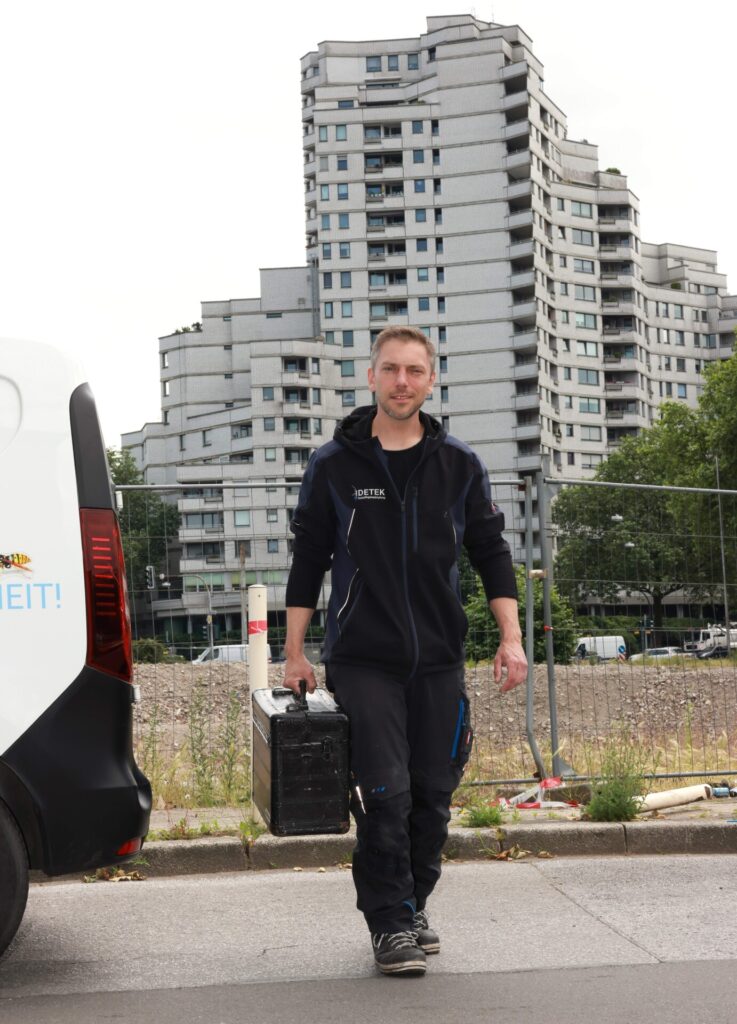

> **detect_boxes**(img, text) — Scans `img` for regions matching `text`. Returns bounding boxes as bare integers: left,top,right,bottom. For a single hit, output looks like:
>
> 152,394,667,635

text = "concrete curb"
30,819,737,885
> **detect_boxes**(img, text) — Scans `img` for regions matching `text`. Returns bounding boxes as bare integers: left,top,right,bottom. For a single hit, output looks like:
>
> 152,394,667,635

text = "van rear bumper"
1,666,151,876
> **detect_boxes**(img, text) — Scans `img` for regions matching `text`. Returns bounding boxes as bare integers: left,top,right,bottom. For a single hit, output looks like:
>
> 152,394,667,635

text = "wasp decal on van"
0,552,32,573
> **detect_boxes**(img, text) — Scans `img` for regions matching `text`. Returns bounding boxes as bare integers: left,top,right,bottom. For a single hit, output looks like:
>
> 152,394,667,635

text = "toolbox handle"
286,678,309,713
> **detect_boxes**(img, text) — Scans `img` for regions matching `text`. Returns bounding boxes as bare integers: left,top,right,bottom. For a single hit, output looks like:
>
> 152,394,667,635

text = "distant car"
193,643,272,664
630,647,683,663
697,645,730,660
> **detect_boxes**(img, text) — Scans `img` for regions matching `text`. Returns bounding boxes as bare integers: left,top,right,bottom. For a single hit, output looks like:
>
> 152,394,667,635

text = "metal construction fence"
117,471,737,805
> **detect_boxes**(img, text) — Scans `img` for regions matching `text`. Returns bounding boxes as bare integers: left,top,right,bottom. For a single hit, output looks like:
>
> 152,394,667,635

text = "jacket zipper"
337,568,360,633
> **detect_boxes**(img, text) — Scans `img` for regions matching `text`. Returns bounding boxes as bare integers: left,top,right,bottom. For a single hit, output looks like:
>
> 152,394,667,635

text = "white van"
0,339,151,956
194,643,272,664
574,635,627,661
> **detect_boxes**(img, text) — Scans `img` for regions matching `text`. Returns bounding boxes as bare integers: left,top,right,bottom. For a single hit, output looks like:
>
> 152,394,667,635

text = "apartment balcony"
514,391,540,411
516,453,542,472
508,239,534,260
510,270,535,289
503,119,530,141
511,299,537,323
605,405,639,423
601,300,637,317
597,216,632,231
514,423,541,441
503,149,531,179
501,90,528,111
512,328,538,351
513,362,538,381
598,245,634,260
500,60,528,82
507,209,533,231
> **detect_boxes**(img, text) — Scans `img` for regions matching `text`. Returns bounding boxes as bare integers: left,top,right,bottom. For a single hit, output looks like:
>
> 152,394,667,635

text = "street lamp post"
188,574,214,658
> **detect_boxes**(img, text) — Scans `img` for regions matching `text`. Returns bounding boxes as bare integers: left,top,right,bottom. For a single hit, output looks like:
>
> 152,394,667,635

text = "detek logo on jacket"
352,486,386,501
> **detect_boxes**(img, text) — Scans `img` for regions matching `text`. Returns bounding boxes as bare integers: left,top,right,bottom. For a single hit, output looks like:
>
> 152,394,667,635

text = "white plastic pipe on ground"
636,785,711,812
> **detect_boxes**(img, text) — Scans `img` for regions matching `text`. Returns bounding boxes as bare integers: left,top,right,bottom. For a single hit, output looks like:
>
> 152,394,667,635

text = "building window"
234,510,251,527
567,452,576,466
575,312,597,329
337,156,348,171
571,201,593,217
342,390,356,407
311,357,320,374
415,209,427,222
318,125,328,142
413,149,424,163
677,383,687,399
563,367,571,380
321,213,330,229
324,302,334,318
161,352,169,368
267,539,279,553
435,238,444,253
417,238,428,252
322,242,332,259
579,398,600,413
265,448,277,461
578,368,599,385
184,512,224,530
338,213,350,229
438,326,446,343
338,99,354,109
366,56,381,72
337,183,348,200
440,385,449,402
340,271,352,288
575,285,596,301
312,388,321,404
264,417,275,431
339,241,351,258
427,46,436,61
342,330,354,347
433,178,441,194
572,229,594,246
574,258,595,274
412,120,423,134
341,360,355,377
320,184,329,200
336,124,347,141
432,149,440,165
557,198,565,211
408,52,419,70
414,179,426,193
434,208,443,224
341,301,353,317
560,283,568,296
418,267,429,281
313,418,322,434
267,509,278,523
263,387,274,401
577,341,598,356
676,358,686,372
162,381,170,397
439,356,447,372
438,297,446,313
431,119,439,135
418,297,430,311
178,434,185,451
323,272,333,288
388,54,399,71
581,425,602,441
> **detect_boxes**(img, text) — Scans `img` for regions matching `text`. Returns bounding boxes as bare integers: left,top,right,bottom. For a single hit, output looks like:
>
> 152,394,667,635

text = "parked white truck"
683,625,737,657
0,339,151,957
574,636,627,661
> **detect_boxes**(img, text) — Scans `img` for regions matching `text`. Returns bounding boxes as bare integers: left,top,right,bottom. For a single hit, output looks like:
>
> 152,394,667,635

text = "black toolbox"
252,683,350,836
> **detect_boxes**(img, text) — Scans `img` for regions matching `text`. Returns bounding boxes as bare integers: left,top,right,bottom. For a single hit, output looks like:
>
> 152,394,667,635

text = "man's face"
367,339,436,421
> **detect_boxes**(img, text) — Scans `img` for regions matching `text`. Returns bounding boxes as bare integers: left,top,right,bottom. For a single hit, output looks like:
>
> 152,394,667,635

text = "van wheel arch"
0,799,29,958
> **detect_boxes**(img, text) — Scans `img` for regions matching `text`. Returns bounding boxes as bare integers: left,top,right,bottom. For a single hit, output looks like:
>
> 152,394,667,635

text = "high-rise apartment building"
123,14,735,639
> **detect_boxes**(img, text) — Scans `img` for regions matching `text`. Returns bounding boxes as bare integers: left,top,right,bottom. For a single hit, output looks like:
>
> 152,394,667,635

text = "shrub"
584,726,648,821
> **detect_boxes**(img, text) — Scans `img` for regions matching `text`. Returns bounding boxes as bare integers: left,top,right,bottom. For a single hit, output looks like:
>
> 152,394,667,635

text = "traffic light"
201,625,208,639
145,565,156,591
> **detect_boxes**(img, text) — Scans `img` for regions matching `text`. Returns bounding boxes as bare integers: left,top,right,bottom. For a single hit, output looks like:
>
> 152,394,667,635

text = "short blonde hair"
370,326,436,373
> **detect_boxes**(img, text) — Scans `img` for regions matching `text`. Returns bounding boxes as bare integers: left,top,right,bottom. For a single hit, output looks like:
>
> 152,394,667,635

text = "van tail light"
80,508,132,682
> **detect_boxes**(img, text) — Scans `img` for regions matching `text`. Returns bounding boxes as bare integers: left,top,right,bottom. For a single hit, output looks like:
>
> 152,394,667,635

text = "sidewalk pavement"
103,796,737,881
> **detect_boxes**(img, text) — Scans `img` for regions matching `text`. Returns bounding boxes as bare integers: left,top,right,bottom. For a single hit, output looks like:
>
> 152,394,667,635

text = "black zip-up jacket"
288,406,517,676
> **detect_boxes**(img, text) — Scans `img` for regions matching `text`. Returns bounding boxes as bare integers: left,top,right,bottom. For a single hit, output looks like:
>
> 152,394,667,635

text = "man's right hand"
283,653,317,694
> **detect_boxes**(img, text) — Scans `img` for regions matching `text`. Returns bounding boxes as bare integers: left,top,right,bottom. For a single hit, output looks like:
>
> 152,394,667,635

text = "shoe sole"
375,959,427,976
418,942,440,954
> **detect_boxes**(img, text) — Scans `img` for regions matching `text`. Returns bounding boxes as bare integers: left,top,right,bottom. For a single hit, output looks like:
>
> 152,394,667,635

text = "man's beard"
377,391,426,421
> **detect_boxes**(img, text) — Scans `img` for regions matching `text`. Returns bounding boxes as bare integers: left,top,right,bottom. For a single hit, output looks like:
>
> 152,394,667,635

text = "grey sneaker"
412,910,440,954
371,930,427,976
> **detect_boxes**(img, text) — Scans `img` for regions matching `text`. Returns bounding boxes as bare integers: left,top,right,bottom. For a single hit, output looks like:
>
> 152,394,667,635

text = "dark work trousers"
327,662,470,935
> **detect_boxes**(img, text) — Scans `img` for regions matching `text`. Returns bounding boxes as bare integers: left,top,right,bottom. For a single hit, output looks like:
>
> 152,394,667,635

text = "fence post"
523,475,547,779
535,468,571,779
248,584,268,823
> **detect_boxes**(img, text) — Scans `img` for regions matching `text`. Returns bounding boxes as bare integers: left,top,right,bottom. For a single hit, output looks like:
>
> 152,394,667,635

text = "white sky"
1,0,734,447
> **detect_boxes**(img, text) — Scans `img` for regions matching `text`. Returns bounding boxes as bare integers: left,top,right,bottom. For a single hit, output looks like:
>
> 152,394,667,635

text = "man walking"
284,326,526,976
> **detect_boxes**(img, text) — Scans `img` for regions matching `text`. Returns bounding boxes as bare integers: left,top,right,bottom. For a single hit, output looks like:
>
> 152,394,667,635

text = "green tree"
107,449,180,600
552,348,737,632
464,565,577,664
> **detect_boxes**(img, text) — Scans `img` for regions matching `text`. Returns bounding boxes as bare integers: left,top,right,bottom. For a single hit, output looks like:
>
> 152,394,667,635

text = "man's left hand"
494,639,527,693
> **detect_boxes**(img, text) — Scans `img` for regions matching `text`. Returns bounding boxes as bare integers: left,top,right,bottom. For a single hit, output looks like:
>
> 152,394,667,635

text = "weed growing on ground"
583,724,650,822
461,801,503,828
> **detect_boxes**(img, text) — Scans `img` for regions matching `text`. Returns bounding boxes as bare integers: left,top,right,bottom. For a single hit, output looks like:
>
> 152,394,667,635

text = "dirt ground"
132,658,737,781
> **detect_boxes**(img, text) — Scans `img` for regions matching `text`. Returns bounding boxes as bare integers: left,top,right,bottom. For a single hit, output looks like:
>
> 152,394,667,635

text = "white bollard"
248,584,268,825
247,584,269,692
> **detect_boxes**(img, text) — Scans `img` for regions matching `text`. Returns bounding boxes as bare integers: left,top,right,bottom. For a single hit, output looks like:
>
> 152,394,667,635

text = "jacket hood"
334,405,446,448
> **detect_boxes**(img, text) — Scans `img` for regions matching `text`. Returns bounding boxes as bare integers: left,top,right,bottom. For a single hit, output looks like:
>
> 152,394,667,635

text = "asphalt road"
1,856,736,1023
